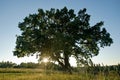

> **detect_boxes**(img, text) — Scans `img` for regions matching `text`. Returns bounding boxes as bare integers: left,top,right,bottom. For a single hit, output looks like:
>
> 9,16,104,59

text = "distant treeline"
0,61,61,70
0,61,120,75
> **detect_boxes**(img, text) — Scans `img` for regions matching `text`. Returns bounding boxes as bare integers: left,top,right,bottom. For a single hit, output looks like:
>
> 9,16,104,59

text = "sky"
0,0,120,66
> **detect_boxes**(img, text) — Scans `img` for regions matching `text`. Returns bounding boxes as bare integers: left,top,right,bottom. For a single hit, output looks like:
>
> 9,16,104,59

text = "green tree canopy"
14,7,113,73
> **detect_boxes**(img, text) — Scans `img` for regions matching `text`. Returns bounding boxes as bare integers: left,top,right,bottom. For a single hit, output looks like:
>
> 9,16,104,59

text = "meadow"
0,68,119,80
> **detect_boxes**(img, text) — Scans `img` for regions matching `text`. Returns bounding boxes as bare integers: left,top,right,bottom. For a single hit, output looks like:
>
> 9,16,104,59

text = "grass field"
0,68,119,80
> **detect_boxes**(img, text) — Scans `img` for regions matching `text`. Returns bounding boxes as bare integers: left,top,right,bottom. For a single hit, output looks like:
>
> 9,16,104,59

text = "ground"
0,68,119,80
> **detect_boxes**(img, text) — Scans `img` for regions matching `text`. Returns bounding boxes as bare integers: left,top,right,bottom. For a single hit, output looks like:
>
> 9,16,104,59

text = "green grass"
0,68,119,80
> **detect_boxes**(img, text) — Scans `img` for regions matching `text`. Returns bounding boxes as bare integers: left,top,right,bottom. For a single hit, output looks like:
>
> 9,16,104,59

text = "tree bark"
64,52,72,74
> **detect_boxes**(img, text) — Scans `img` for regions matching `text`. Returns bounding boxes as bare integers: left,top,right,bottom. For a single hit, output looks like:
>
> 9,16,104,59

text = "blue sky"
0,0,120,66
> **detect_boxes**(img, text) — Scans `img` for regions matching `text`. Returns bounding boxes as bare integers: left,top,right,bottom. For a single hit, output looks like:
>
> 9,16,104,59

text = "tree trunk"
64,53,72,74
56,52,72,74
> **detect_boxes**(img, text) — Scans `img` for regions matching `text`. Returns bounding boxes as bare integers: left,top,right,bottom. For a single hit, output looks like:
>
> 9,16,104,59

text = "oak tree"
14,7,113,73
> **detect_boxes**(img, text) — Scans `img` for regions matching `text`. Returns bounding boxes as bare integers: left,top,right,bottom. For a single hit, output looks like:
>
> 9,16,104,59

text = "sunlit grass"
0,68,119,80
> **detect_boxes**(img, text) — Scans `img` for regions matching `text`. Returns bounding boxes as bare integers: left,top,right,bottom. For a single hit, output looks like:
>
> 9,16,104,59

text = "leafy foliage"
14,7,113,72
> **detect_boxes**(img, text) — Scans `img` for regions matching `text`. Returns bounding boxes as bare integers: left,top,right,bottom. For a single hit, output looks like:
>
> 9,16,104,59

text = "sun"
43,58,49,63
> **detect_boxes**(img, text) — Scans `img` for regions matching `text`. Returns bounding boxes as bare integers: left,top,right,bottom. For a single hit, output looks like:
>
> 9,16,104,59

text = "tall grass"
0,68,119,80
